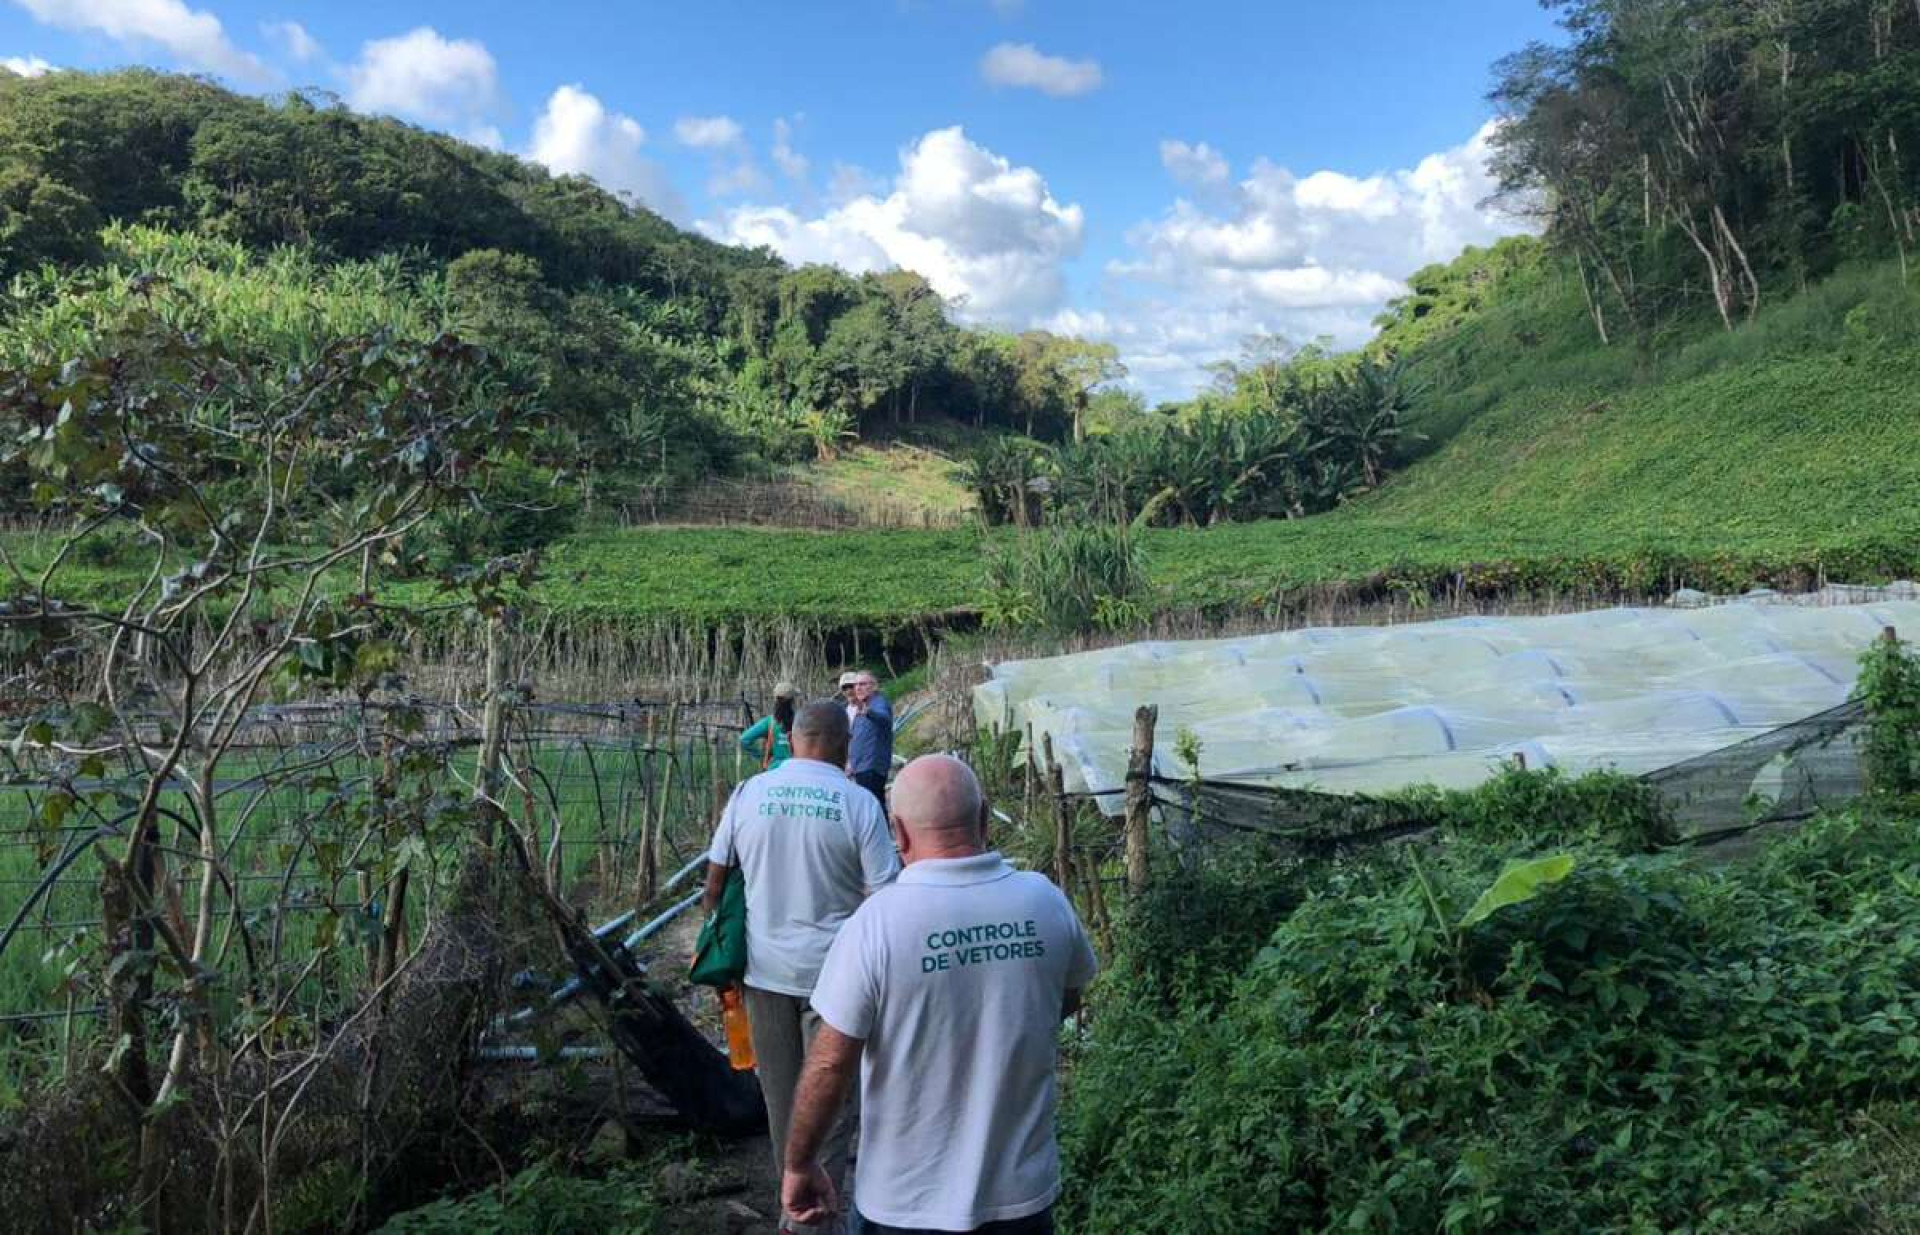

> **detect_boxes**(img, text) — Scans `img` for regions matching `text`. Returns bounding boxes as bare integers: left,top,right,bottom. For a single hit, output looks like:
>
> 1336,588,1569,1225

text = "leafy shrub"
376,1159,660,1234
1114,836,1316,1011
982,520,1149,632
427,458,581,566
1060,806,1920,1233
1394,765,1676,853
1855,630,1920,798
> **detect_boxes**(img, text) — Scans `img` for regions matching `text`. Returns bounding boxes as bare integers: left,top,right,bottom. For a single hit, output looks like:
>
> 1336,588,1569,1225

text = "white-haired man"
782,755,1097,1234
840,670,892,808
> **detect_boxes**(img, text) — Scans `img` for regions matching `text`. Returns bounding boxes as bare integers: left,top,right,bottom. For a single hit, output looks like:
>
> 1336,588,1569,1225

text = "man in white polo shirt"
781,754,1098,1234
703,700,900,1235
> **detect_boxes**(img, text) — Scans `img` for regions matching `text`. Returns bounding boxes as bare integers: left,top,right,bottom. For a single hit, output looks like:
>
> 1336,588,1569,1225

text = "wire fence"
0,697,760,1055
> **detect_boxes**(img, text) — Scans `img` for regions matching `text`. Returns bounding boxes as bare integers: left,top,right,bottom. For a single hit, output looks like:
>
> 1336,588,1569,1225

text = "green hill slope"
13,253,1915,629
495,255,1920,627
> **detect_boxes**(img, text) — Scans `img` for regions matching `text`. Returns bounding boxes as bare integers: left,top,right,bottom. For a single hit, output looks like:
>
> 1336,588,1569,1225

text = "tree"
0,161,102,277
0,284,537,1226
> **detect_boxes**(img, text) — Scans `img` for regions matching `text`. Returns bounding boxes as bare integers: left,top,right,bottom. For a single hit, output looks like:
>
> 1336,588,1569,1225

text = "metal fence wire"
0,698,753,1038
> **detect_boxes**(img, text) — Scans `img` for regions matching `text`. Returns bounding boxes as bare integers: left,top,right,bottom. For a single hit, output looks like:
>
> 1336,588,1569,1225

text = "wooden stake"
1124,704,1158,898
1044,734,1073,893
1022,722,1037,832
474,616,511,850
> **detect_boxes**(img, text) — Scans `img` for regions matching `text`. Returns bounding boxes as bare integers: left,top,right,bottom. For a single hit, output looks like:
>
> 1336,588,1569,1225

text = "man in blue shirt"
842,670,893,808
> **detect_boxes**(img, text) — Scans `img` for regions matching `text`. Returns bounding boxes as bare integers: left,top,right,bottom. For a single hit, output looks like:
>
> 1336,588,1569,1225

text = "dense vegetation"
0,69,1121,511
1489,0,1920,346
1061,803,1920,1232
964,355,1415,528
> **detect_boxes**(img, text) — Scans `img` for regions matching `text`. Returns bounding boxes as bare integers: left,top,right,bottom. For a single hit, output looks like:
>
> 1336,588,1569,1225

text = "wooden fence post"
1022,722,1037,832
1044,734,1074,893
1124,704,1158,898
474,615,511,850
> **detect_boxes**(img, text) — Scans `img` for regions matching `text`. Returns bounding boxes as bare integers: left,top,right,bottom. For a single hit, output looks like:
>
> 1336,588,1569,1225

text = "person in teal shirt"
741,681,800,770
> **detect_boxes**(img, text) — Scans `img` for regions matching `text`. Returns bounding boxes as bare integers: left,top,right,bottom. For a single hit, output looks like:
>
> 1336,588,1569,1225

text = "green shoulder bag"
689,860,747,988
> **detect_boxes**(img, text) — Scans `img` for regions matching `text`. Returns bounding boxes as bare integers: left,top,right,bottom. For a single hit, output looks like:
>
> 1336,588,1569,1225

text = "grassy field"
780,425,977,521
511,257,1920,625
9,261,1918,631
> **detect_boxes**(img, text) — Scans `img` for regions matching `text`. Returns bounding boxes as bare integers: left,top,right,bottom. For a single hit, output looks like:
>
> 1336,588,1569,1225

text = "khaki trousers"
744,985,858,1235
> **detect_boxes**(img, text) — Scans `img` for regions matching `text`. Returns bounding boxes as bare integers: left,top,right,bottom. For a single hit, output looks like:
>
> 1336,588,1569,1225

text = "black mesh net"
1145,701,1871,852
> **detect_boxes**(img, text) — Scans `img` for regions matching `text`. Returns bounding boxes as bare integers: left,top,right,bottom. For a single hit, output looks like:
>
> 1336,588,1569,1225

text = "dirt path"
641,903,786,1235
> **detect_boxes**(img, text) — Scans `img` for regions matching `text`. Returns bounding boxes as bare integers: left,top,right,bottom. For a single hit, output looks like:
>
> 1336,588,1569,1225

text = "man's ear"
892,815,912,859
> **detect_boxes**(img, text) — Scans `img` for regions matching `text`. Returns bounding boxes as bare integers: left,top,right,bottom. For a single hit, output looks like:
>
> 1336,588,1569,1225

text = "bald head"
791,700,851,766
890,755,987,861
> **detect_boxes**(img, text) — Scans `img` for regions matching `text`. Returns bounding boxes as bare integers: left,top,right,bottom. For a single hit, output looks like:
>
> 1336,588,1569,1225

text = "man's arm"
781,1024,864,1225
1063,987,1083,1020
700,859,730,914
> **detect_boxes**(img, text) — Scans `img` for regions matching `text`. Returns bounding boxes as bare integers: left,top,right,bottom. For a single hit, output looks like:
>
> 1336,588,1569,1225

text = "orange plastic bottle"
720,986,756,1071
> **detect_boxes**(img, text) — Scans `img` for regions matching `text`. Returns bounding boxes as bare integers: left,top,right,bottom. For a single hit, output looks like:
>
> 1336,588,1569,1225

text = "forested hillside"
0,69,1120,511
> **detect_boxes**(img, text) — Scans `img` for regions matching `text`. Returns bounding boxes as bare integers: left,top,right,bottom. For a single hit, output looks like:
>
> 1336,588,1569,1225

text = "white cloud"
980,42,1102,97
2,54,53,76
262,19,321,64
15,0,269,83
708,160,768,198
345,27,497,127
826,161,884,204
674,114,743,149
1159,139,1229,188
771,117,809,182
704,126,1084,324
1091,121,1531,400
529,84,686,222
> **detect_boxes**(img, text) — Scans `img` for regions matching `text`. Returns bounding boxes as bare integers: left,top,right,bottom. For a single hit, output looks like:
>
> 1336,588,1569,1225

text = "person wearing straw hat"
741,681,800,770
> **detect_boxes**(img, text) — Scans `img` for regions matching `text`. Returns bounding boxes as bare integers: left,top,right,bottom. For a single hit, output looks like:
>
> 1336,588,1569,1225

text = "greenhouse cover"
975,589,1920,808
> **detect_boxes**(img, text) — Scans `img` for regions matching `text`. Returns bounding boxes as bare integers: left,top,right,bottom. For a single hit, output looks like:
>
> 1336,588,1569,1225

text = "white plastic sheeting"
975,590,1920,805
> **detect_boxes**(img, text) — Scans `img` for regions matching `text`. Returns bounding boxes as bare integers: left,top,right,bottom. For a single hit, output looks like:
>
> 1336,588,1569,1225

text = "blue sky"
2,0,1563,399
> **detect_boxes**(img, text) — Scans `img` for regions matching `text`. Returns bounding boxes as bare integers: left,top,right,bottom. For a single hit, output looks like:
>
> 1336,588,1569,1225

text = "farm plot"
0,700,749,1097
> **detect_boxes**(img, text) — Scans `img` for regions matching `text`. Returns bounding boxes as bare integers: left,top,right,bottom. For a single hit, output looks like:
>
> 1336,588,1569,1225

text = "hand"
782,1162,839,1227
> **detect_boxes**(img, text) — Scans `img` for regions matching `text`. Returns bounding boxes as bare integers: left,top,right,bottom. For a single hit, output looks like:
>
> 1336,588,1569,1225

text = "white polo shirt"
706,757,899,997
810,852,1098,1231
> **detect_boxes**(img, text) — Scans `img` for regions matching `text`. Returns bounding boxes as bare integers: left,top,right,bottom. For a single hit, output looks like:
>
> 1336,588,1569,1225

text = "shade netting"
975,588,1920,832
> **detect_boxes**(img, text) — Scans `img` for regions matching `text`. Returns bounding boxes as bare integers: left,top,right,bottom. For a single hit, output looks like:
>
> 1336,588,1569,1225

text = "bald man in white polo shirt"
781,755,1098,1234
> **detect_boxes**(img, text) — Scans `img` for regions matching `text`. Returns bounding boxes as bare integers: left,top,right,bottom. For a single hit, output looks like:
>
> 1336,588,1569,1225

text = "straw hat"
773,680,799,699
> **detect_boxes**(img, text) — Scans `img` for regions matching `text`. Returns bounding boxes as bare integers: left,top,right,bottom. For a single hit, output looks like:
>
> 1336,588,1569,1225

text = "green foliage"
982,520,1150,632
428,458,581,566
1855,631,1920,796
0,69,1120,513
1395,766,1677,853
1489,0,1920,349
375,1159,660,1234
1454,851,1577,928
1061,805,1920,1233
0,161,103,278
1113,836,1312,1011
973,357,1419,529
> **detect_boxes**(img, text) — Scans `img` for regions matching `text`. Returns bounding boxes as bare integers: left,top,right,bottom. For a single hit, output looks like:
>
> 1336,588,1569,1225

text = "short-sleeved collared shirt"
706,757,899,996
810,852,1099,1231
